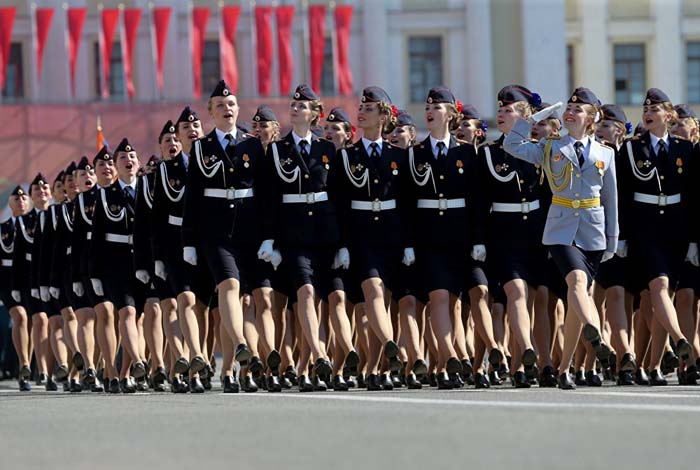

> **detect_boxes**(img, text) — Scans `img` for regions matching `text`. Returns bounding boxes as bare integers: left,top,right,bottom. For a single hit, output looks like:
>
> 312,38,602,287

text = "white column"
651,0,682,101
361,0,388,89
520,0,567,104
579,0,611,102
40,1,71,102
463,0,494,118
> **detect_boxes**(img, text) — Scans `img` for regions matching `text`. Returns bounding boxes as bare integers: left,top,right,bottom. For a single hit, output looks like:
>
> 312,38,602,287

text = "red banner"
152,7,171,94
308,5,326,93
100,9,119,99
220,6,241,94
276,6,294,96
255,6,273,97
334,6,353,95
191,7,210,99
66,8,87,97
0,6,16,91
35,8,54,83
123,8,141,99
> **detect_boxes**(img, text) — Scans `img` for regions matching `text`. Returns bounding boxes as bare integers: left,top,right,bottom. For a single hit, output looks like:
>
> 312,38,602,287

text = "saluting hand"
183,247,198,266
402,248,415,266
686,243,699,267
72,282,84,298
471,245,487,262
90,279,104,297
135,270,150,285
40,286,50,302
530,101,563,124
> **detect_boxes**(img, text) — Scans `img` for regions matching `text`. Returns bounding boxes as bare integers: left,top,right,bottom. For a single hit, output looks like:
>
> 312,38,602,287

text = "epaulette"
670,134,690,143
599,141,614,151
546,135,560,140
530,138,539,143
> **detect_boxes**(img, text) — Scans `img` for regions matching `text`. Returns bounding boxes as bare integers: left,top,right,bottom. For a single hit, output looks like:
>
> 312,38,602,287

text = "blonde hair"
514,101,534,120
445,103,462,132
662,102,679,127
611,121,627,147
377,101,398,134
547,117,562,138
309,100,324,127
583,104,600,136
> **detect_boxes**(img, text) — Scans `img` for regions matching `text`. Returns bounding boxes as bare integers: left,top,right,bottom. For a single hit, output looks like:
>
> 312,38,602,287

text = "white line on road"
572,391,700,399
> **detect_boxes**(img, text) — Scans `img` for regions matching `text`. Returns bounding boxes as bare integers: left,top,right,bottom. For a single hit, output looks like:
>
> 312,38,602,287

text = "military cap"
292,84,320,101
93,146,112,165
253,105,278,123
10,185,25,197
114,138,135,154
361,86,392,104
460,104,481,120
210,80,233,98
644,88,671,105
237,123,252,135
63,162,77,181
426,86,456,105
77,156,92,171
674,104,696,119
30,173,47,188
396,110,415,127
326,107,352,124
159,120,177,140
147,154,162,167
176,106,199,125
53,170,65,184
568,87,600,106
498,84,541,108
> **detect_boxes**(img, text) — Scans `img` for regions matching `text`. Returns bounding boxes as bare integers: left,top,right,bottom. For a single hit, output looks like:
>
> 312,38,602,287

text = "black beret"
253,105,278,123
674,104,696,119
460,104,481,120
292,84,319,101
77,156,92,171
93,145,112,165
210,80,233,98
645,88,671,106
326,107,352,124
361,86,392,104
396,110,415,127
114,138,135,154
147,154,162,167
568,87,600,106
11,185,25,197
159,120,177,140
498,84,541,107
426,86,455,105
64,161,77,176
53,170,65,184
31,172,47,188
176,106,199,125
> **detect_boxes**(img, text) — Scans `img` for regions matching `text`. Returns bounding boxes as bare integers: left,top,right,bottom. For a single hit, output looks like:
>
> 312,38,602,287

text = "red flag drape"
0,6,16,91
334,6,353,95
67,8,87,97
220,6,240,94
255,6,273,97
123,8,141,99
35,8,54,83
191,7,210,99
308,5,326,93
276,6,294,96
152,7,171,94
100,9,119,99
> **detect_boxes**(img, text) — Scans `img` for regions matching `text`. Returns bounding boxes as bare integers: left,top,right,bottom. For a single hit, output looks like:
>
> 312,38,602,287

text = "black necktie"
657,140,668,163
370,142,380,159
574,141,584,168
299,140,309,160
224,133,234,149
123,186,135,209
436,141,446,159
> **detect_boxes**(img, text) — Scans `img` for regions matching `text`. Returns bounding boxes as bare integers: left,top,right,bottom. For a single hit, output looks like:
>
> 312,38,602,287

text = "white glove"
72,282,84,298
40,286,50,302
601,251,615,263
530,101,563,123
270,249,282,270
183,246,197,266
402,248,415,266
154,260,166,280
11,290,20,302
49,287,60,299
615,240,627,258
334,247,350,270
257,239,275,262
90,278,104,297
471,244,487,262
686,243,699,267
135,270,150,285
31,288,40,300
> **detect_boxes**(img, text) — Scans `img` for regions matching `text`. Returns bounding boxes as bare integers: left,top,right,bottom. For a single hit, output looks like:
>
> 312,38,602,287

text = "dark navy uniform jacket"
11,210,38,293
72,187,99,283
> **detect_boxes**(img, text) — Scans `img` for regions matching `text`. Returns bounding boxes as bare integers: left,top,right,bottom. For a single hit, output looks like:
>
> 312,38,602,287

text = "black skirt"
549,244,603,289
281,244,335,295
487,241,541,288
594,254,627,291
676,261,700,295
416,245,487,297
350,245,401,291
628,239,685,289
392,263,428,304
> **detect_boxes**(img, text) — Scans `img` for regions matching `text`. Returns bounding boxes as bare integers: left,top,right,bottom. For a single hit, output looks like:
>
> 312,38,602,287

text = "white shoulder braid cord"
626,140,663,192
78,193,92,226
159,163,184,203
51,205,59,231
272,142,302,193
18,217,33,244
408,147,437,193
484,146,522,192
100,188,126,223
194,139,224,179
341,148,371,197
140,175,154,209
0,223,13,253
61,203,73,233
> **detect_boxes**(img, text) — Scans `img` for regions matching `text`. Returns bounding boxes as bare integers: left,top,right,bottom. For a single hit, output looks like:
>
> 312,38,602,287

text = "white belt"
25,253,32,262
86,232,92,240
204,188,254,200
66,247,72,255
168,215,183,226
105,233,133,245
282,192,328,204
633,192,681,206
351,199,397,212
1,259,12,267
492,200,540,213
417,198,466,210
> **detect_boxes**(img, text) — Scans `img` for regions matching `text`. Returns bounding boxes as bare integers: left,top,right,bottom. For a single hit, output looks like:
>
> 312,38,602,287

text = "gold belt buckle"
571,199,581,209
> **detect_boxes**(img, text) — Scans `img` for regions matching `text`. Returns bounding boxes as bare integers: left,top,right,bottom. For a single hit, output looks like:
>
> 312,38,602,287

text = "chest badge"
595,160,605,176
553,154,562,162
391,161,398,175
456,160,464,174
242,154,250,168
322,155,330,170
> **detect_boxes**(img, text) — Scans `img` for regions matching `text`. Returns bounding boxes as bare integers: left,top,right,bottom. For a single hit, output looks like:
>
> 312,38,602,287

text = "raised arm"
503,118,546,166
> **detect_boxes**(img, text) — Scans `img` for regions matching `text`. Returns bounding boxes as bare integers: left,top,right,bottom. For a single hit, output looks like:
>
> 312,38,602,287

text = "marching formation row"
1,79,699,394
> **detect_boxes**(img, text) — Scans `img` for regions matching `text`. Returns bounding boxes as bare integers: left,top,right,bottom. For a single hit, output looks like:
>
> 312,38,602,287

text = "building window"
94,41,125,99
1,43,24,100
687,42,700,104
201,40,220,96
409,36,443,103
614,44,645,105
320,38,335,95
566,44,574,94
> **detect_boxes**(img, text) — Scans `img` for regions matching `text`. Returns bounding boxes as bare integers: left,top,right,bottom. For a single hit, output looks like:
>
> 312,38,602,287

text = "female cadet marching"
477,85,544,388
616,89,700,383
327,87,404,391
504,87,617,390
256,84,334,391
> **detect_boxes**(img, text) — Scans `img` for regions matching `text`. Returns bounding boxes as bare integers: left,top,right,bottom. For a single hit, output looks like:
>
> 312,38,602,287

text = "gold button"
229,168,234,173
519,179,524,184
439,211,444,216
439,193,444,198
130,218,134,223
308,211,313,216
574,212,579,217
523,215,528,220
575,193,580,197
439,175,445,180
576,173,581,178
374,216,379,221
304,174,310,179
660,210,665,214
660,175,665,180
521,197,526,202
229,204,234,208
374,179,379,184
